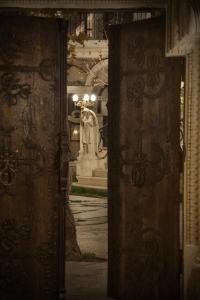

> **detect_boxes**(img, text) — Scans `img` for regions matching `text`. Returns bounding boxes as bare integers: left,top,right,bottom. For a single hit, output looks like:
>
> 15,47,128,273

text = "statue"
75,105,107,187
79,107,99,159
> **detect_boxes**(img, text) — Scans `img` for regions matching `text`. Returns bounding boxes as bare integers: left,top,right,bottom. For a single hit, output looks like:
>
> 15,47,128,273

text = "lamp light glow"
90,94,96,102
83,94,90,101
73,129,78,135
72,93,98,109
72,94,79,102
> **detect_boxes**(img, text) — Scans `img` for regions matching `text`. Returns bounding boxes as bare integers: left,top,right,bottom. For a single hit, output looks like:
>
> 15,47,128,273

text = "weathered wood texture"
0,16,67,300
108,17,182,300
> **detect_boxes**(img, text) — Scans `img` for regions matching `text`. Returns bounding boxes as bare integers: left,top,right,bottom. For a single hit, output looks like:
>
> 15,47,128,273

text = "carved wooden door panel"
0,17,67,300
108,17,182,300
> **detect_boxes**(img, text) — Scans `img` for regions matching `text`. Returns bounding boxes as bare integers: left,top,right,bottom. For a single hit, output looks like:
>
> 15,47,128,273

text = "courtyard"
66,194,110,300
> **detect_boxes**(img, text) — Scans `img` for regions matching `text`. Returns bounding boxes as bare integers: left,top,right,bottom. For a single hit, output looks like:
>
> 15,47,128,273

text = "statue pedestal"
75,155,107,189
76,156,106,177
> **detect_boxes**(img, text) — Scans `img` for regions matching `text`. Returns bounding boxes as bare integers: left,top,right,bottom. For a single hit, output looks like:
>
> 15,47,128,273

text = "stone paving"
66,261,110,300
65,195,113,300
69,194,108,259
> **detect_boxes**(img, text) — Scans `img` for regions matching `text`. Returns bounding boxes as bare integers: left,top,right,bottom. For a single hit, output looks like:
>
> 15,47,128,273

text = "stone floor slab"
66,261,113,300
66,195,109,300
69,195,108,259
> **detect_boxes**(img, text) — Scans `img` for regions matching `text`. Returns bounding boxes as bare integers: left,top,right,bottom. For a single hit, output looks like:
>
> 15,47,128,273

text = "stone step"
92,168,107,178
77,176,107,188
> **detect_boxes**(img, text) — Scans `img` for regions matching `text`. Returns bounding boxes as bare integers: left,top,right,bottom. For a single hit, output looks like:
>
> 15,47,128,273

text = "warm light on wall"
73,128,79,135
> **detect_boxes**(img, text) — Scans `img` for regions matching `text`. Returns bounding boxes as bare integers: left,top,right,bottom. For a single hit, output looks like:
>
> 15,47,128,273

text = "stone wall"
166,1,200,298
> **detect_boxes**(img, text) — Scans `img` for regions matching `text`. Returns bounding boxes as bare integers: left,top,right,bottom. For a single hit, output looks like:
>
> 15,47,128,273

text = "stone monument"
75,106,107,189
79,107,99,160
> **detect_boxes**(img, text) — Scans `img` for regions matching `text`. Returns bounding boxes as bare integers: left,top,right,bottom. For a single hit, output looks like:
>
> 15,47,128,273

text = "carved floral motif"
0,72,31,105
119,131,166,187
39,59,55,82
126,35,165,107
0,32,21,65
0,128,46,194
0,144,18,191
127,76,145,108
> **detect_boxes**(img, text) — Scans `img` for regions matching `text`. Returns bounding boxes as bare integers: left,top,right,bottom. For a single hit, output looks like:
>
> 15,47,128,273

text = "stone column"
184,37,200,299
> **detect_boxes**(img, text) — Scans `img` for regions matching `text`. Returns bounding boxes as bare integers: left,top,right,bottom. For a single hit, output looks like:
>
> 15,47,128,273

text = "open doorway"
0,7,185,300
66,11,154,300
65,10,184,300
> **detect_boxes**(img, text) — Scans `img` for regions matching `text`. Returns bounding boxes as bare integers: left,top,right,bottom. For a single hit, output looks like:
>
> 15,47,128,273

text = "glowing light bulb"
90,94,96,102
73,129,78,135
83,94,90,101
72,94,78,102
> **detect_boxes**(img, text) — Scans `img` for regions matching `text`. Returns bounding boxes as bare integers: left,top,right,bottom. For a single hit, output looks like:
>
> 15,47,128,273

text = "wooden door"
0,16,67,300
108,17,182,300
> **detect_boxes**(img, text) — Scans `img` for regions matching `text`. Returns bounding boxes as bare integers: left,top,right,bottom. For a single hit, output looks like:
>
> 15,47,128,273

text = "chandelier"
72,93,97,109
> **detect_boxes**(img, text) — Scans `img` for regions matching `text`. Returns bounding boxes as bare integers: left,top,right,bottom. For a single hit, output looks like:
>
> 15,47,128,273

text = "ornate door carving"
0,16,67,299
108,17,182,300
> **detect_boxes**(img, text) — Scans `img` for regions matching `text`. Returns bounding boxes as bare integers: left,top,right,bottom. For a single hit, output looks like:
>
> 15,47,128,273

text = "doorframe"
57,18,68,300
0,2,199,300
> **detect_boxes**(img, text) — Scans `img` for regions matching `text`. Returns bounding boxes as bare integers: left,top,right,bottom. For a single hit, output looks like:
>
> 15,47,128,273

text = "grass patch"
72,175,78,182
66,252,107,262
81,251,97,260
70,185,107,198
68,251,106,262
